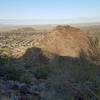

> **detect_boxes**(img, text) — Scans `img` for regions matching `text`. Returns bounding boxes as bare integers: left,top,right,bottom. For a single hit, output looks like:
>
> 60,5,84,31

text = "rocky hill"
22,25,91,66
38,25,89,58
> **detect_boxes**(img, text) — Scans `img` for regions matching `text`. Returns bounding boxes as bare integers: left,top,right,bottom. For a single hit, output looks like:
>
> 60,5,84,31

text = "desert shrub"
53,83,74,100
0,65,6,76
0,57,26,81
24,65,32,69
0,57,12,76
34,66,50,79
0,59,33,83
0,57,9,65
19,72,33,84
5,65,25,81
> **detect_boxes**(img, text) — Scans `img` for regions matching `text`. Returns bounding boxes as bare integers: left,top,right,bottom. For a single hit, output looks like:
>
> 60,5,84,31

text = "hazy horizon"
0,18,100,25
0,0,100,25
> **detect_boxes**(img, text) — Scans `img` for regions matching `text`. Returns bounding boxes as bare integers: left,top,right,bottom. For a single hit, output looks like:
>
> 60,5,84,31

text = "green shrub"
5,65,25,81
34,66,50,79
19,72,33,84
24,65,32,69
0,57,9,65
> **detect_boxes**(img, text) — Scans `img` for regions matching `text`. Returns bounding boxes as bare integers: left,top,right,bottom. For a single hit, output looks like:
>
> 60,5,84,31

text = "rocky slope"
37,25,89,58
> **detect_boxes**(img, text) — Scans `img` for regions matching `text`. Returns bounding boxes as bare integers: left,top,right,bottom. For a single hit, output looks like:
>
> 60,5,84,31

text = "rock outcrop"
39,25,89,57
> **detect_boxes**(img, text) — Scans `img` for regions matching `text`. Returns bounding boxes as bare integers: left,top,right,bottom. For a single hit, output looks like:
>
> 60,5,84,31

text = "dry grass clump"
86,37,100,65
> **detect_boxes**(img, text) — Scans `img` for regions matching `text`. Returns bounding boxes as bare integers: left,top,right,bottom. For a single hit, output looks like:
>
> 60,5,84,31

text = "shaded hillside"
0,46,99,100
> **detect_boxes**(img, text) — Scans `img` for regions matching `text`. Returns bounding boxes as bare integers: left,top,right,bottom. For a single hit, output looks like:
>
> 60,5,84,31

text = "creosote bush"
34,66,50,79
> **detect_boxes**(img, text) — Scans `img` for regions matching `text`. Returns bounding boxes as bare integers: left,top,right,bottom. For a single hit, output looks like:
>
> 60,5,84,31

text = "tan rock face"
39,25,89,57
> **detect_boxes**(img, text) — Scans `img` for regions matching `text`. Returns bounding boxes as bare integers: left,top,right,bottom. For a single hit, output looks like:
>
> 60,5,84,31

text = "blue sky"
0,0,100,24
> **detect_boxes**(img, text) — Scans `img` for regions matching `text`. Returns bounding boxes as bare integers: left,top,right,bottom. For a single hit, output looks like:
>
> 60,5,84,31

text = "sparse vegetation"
88,37,100,64
34,66,50,79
